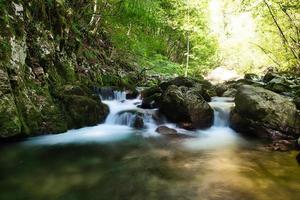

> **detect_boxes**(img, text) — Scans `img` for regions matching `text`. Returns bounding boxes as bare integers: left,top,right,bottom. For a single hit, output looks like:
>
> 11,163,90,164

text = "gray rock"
156,126,193,138
132,115,144,129
159,85,214,129
230,85,300,139
223,88,237,97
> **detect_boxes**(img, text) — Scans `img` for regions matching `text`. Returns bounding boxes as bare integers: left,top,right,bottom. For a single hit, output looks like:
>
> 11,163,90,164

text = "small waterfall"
183,97,241,150
108,112,137,126
209,97,234,127
99,89,157,130
26,87,240,146
99,88,126,101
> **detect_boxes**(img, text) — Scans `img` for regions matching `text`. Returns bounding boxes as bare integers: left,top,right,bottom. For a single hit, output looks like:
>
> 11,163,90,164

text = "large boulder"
140,76,213,109
58,85,109,129
230,85,300,139
159,85,214,129
159,76,198,91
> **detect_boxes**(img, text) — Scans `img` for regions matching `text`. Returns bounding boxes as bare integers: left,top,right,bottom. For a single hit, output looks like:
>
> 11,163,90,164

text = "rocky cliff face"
0,1,136,139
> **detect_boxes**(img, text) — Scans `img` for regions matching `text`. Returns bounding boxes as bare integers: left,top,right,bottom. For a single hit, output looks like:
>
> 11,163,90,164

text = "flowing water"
0,93,299,200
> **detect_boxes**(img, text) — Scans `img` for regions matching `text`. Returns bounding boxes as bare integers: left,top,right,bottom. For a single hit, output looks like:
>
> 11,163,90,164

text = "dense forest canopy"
96,0,300,76
1,0,299,78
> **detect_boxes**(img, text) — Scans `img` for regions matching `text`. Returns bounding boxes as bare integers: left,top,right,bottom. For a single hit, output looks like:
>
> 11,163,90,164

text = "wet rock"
223,88,237,97
126,89,139,99
244,73,260,81
156,126,178,135
159,85,213,129
59,85,109,128
140,93,161,109
216,84,227,96
98,87,115,100
230,85,300,139
156,126,192,138
267,140,296,151
132,115,144,129
159,76,197,91
265,77,292,94
189,85,211,102
141,86,162,98
263,71,279,82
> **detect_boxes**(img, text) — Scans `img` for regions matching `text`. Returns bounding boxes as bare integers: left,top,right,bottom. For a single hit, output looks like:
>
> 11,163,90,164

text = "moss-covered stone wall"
0,0,136,139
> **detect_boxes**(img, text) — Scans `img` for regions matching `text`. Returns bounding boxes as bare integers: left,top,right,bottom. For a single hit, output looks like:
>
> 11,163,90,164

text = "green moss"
0,95,22,138
61,94,108,128
0,40,11,62
0,0,139,139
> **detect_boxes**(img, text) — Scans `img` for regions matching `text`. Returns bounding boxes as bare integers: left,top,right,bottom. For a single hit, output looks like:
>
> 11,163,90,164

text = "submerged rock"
156,126,178,135
156,126,193,138
159,85,213,129
230,85,300,139
266,140,296,151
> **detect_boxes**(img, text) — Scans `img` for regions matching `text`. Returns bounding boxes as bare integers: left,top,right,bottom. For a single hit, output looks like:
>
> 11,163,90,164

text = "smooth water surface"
0,94,299,200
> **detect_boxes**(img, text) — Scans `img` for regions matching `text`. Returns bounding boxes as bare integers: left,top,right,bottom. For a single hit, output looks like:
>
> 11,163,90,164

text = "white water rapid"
24,90,159,145
183,97,244,150
24,91,243,147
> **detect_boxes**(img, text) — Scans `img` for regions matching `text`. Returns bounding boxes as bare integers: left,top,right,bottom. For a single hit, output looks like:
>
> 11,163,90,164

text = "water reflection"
24,124,134,145
1,138,299,200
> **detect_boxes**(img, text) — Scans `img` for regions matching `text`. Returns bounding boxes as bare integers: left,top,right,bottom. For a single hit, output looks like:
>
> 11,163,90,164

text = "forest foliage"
95,0,300,76
1,0,299,77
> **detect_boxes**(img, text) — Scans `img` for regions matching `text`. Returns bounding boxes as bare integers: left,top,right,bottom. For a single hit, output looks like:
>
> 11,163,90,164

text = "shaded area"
0,136,300,200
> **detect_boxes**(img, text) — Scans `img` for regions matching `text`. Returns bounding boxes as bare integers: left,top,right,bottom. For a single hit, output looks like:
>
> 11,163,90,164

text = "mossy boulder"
140,93,161,109
58,85,109,128
189,85,211,102
159,76,212,91
61,95,108,128
230,85,300,139
141,86,162,98
140,76,213,109
159,85,213,129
